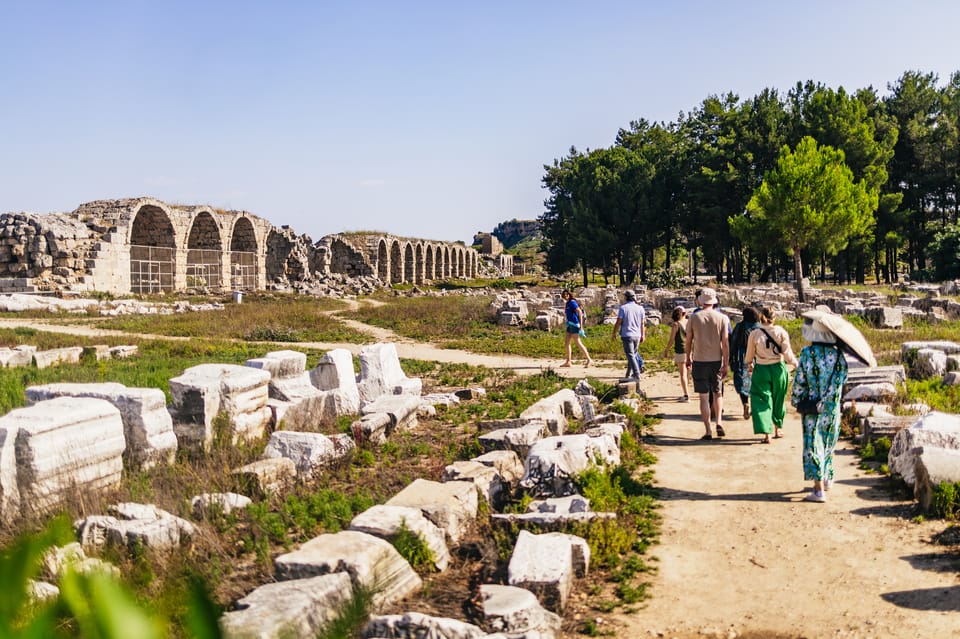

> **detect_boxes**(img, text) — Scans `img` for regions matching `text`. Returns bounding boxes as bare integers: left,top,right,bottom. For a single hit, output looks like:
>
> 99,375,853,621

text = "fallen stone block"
32,346,83,369
356,343,422,405
386,478,478,544
478,584,562,638
75,504,197,552
527,494,591,515
353,412,393,445
507,530,576,612
442,460,505,506
471,450,524,484
220,572,354,639
889,412,960,486
191,492,252,519
26,382,177,470
246,350,316,402
3,397,125,519
0,345,36,368
274,530,422,611
263,431,353,478
363,612,485,639
232,458,297,498
361,394,421,436
843,382,897,402
349,504,450,572
520,433,621,497
108,345,138,359
519,389,582,434
913,448,960,512
478,420,549,458
41,542,120,581
863,306,903,329
169,364,271,452
490,511,616,531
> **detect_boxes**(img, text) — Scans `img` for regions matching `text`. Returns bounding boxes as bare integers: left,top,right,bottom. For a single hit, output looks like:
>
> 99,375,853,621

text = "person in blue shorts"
561,290,592,367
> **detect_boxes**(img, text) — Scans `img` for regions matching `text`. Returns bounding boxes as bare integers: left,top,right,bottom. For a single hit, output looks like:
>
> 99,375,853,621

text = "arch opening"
129,205,176,294
186,211,223,290
230,217,257,291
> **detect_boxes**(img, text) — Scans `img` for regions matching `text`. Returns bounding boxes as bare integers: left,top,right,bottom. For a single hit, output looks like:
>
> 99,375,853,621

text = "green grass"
89,293,370,343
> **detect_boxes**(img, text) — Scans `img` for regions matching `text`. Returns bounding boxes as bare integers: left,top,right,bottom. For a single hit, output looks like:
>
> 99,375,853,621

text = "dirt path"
615,370,959,639
2,314,957,637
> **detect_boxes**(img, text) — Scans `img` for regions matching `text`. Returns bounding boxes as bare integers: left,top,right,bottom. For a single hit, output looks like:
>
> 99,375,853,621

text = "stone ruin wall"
0,198,482,295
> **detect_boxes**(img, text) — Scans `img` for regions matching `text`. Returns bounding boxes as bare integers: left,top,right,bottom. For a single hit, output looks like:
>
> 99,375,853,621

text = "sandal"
715,425,726,437
700,434,713,441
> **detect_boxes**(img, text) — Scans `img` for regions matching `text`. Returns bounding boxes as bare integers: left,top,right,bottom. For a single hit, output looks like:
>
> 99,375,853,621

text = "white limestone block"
0,424,19,520
263,431,351,478
32,346,83,369
386,478,479,544
274,530,422,611
310,348,358,393
26,382,177,470
8,397,125,518
233,458,297,498
519,388,582,433
888,412,960,486
507,530,575,612
169,364,271,451
479,584,562,638
913,447,960,512
478,420,549,458
0,345,36,368
471,450,524,484
527,494,591,515
349,504,450,571
363,613,485,639
361,394,421,435
442,460,505,506
520,434,621,498
843,382,898,402
191,492,252,519
220,572,353,639
356,343,422,405
247,350,318,403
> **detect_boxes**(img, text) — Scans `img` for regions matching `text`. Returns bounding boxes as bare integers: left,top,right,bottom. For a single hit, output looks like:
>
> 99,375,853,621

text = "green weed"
391,521,436,572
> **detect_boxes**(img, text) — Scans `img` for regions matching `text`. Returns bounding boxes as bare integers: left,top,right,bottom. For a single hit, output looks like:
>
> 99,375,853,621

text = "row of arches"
127,203,263,294
375,237,478,285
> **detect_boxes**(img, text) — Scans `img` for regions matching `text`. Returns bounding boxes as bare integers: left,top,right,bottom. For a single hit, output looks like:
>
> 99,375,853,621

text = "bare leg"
699,393,712,436
712,391,723,431
562,333,573,366
677,362,689,397
574,336,592,365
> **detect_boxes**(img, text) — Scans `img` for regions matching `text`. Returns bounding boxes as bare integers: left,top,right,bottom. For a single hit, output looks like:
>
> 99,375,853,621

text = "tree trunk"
580,262,588,288
794,247,805,303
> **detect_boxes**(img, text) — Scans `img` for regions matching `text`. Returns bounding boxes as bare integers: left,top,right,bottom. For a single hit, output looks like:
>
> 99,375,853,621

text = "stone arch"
424,245,435,281
186,211,224,290
266,228,306,282
459,249,466,277
414,243,424,284
404,243,414,284
377,239,389,283
390,240,403,284
129,204,176,294
230,216,258,290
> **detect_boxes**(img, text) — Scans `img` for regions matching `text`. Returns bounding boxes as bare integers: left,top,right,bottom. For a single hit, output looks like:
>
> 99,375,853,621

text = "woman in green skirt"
744,307,798,443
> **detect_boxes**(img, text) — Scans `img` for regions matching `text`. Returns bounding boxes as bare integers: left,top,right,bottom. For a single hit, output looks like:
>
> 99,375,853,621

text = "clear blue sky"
3,1,959,244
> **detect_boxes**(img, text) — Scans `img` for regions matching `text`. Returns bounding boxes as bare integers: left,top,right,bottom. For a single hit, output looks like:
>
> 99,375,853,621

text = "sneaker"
679,395,689,403
804,490,827,503
823,479,833,491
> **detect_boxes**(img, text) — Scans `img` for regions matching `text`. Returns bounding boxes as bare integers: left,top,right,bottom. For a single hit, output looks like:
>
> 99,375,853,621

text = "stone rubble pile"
0,292,225,315
10,339,634,639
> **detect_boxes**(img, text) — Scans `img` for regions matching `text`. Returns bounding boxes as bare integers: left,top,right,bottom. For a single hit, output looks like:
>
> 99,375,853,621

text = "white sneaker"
823,479,833,491
804,490,826,503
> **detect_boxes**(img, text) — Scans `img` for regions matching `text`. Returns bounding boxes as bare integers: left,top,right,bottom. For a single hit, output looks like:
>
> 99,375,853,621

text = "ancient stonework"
0,198,482,295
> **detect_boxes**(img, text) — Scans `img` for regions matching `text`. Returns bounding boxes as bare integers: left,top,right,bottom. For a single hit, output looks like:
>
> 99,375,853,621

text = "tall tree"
731,137,877,301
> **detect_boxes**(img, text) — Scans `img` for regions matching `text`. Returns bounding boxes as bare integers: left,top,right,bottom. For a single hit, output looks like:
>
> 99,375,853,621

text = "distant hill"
492,219,540,248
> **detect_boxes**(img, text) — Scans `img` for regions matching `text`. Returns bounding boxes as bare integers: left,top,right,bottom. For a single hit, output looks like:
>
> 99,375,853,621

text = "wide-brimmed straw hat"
801,309,877,367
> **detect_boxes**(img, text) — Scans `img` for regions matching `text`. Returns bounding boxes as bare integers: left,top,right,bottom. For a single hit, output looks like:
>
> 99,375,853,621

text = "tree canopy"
731,137,877,300
540,70,960,286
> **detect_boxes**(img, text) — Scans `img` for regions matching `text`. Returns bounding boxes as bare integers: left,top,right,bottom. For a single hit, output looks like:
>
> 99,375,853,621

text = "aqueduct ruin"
0,198,480,295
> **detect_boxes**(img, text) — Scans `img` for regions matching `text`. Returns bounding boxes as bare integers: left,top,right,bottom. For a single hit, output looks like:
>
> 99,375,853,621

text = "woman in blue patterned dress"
790,316,848,503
